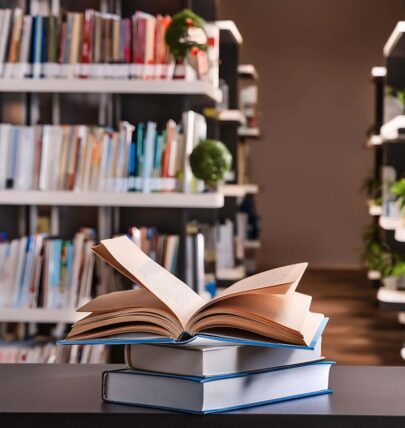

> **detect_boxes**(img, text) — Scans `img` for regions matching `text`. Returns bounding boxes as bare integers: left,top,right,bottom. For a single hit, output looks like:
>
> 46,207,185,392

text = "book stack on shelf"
62,236,333,414
0,7,218,83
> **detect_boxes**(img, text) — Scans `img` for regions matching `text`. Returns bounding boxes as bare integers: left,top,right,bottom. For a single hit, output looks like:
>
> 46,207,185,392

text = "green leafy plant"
362,176,382,205
391,178,405,209
361,224,405,278
165,9,208,60
189,139,232,187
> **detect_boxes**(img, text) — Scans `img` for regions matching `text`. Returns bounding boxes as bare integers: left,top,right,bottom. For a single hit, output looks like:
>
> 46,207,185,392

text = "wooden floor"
299,269,405,365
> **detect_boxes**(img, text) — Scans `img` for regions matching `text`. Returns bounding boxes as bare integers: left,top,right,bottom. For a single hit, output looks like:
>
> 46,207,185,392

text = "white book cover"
0,10,12,68
15,126,35,190
0,240,19,307
0,124,12,189
182,111,207,192
39,125,52,190
125,337,323,377
142,122,157,193
12,236,28,307
195,233,205,296
19,15,33,64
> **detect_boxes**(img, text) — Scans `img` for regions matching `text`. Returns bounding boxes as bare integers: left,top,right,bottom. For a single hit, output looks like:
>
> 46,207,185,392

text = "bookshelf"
368,202,382,217
0,1,262,362
219,184,259,197
238,126,260,138
237,64,259,80
0,78,223,101
383,21,405,57
0,191,224,208
217,109,246,124
0,308,86,324
244,240,261,250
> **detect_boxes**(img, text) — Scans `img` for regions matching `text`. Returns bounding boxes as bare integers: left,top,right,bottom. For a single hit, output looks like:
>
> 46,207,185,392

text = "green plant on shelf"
189,139,232,190
165,9,208,61
362,176,382,206
391,178,405,210
361,224,405,278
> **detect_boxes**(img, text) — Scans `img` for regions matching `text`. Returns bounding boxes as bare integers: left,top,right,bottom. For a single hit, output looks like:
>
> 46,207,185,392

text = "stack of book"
0,8,219,82
61,236,334,414
0,111,206,193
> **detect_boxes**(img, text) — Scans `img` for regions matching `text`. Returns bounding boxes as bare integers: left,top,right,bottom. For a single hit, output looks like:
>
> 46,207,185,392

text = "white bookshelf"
0,190,224,209
238,126,260,138
217,265,246,281
244,240,261,249
217,109,246,124
0,78,223,102
368,203,382,216
0,308,87,323
367,270,381,280
219,184,259,197
377,287,405,304
379,216,400,230
383,21,405,57
366,134,383,147
371,67,387,77
395,226,405,242
238,64,259,79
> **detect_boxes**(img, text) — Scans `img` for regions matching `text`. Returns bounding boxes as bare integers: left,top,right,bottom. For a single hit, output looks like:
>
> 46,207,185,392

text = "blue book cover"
135,123,144,178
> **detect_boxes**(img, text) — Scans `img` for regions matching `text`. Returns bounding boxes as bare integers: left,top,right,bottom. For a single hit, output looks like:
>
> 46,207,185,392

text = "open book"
62,236,327,349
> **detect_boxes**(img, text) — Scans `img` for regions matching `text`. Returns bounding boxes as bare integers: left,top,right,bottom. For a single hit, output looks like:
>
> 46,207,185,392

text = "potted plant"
165,9,208,79
189,139,232,191
362,176,382,207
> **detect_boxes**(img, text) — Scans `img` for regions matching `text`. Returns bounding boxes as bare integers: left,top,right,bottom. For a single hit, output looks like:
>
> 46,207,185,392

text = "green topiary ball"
189,139,232,186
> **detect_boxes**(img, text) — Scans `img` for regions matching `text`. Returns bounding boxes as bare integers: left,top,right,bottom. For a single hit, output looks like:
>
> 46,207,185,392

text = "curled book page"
93,236,205,328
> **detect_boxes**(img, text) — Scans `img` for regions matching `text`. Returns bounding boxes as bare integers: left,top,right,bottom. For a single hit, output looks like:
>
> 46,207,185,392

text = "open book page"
78,288,167,313
93,236,205,328
188,292,312,335
193,263,308,316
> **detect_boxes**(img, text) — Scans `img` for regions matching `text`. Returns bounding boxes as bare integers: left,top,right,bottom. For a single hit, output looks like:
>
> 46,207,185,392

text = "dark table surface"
1,364,405,428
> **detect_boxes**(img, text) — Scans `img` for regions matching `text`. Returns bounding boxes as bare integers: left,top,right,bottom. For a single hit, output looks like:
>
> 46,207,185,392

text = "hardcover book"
125,337,323,377
102,361,334,414
62,235,326,348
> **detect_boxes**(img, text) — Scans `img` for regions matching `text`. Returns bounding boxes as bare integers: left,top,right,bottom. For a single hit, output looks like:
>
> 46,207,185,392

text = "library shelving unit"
0,1,263,363
369,23,405,359
211,26,261,284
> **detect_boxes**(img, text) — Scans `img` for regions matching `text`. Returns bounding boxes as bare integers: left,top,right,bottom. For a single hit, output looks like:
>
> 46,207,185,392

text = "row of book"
0,8,219,82
0,228,95,310
0,341,106,363
0,219,246,311
0,111,207,193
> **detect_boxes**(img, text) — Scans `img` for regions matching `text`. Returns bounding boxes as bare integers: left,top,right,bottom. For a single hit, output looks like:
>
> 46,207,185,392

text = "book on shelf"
0,341,107,364
0,7,219,84
0,228,95,310
62,235,327,348
125,336,323,377
0,112,206,193
128,227,179,275
102,361,333,414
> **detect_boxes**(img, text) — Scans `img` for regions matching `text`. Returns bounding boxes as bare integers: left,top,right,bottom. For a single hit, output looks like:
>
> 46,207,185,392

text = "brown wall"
219,0,405,269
